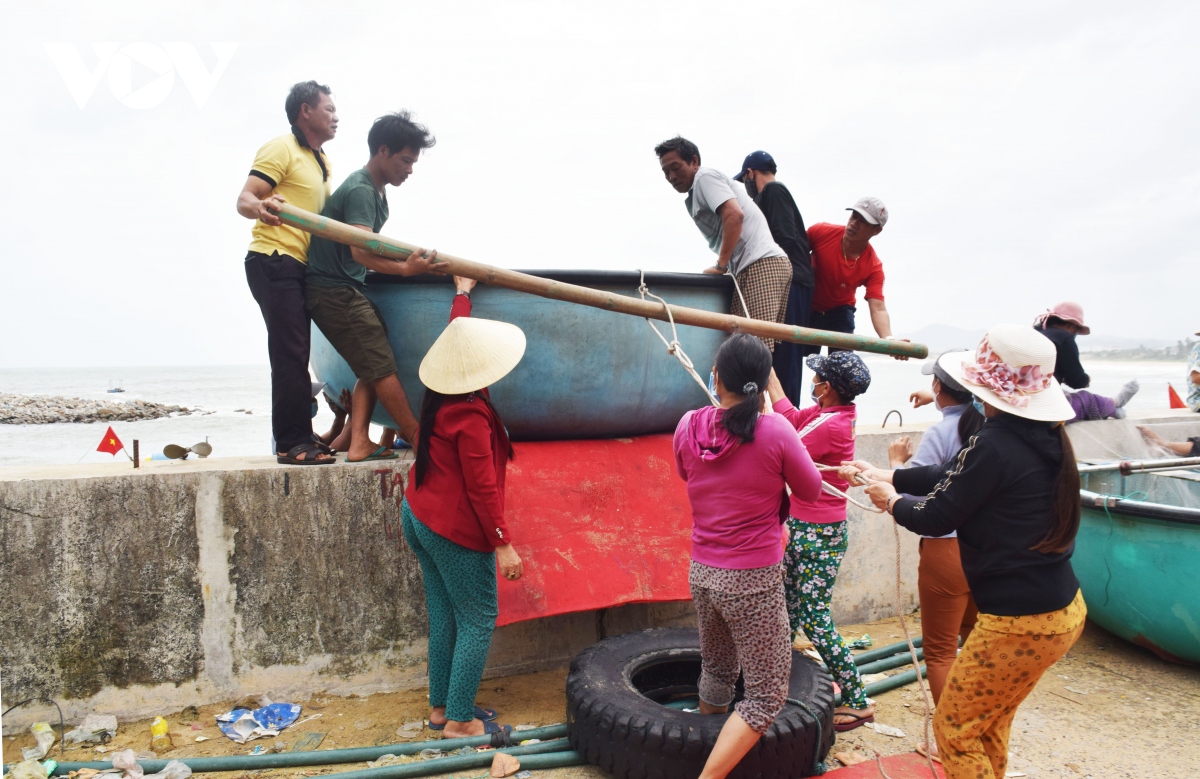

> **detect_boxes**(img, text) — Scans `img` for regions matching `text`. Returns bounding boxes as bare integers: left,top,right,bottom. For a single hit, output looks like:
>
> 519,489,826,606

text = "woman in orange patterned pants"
852,326,1091,779
934,591,1086,776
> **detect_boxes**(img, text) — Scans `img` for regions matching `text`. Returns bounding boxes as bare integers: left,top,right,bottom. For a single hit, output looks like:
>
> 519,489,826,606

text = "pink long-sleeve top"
673,406,822,569
773,398,857,523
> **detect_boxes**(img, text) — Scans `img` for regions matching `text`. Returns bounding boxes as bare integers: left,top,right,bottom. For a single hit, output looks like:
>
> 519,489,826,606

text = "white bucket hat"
941,324,1074,422
418,317,527,395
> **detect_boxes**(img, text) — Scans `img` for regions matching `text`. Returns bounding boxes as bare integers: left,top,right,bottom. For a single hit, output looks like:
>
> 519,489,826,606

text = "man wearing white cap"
806,197,902,354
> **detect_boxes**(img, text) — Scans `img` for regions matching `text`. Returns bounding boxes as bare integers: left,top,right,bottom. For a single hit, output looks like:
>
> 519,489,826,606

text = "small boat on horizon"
107,379,125,394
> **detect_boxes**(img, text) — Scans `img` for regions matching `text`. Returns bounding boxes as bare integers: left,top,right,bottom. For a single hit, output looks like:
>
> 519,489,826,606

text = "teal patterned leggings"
783,518,869,709
401,499,498,722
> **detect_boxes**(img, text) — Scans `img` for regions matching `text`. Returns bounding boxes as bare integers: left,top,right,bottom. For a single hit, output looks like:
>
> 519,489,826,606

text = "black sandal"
277,442,336,465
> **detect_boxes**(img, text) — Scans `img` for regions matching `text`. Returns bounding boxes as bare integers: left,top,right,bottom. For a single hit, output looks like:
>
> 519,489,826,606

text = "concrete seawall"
4,412,1191,726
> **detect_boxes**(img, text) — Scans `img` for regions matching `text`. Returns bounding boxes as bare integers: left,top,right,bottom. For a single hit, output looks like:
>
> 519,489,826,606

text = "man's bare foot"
440,718,486,738
346,438,382,462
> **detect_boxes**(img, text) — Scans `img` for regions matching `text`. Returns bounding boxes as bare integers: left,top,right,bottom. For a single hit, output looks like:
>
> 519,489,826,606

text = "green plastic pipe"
849,637,924,666
29,724,569,776
294,742,582,779
836,664,928,705
856,647,924,675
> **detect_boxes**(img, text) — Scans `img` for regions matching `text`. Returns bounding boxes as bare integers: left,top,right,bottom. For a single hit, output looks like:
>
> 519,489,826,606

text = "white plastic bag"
111,748,145,779
8,760,48,779
143,761,192,779
65,714,119,746
21,722,56,761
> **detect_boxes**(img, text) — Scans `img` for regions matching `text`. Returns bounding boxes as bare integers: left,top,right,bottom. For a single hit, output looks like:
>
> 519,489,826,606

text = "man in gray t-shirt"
655,136,792,351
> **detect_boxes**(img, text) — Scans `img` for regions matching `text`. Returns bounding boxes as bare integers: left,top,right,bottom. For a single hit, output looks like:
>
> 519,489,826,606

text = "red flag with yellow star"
97,426,124,456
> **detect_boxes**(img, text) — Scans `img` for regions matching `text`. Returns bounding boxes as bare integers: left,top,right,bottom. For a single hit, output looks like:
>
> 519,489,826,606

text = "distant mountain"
905,324,986,354
1081,334,1177,351
906,324,1180,355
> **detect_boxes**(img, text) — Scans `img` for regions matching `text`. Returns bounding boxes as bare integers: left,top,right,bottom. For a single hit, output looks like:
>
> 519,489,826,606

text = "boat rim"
1080,489,1200,527
366,269,735,289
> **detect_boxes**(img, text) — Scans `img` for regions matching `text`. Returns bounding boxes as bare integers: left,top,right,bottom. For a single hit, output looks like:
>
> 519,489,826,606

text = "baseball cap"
847,197,889,227
920,350,968,394
732,150,775,182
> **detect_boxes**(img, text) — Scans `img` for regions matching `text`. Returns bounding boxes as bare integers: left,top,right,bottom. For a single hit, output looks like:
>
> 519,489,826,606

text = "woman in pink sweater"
674,334,822,779
767,350,874,732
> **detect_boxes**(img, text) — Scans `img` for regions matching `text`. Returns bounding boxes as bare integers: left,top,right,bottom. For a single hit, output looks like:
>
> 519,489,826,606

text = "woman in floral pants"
768,352,874,731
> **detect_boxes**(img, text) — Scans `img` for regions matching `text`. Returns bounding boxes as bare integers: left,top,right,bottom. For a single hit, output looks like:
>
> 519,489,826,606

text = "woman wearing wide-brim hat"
847,324,1086,779
402,278,526,738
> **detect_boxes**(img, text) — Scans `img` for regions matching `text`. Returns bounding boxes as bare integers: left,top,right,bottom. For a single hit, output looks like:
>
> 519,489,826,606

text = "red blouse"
404,295,514,552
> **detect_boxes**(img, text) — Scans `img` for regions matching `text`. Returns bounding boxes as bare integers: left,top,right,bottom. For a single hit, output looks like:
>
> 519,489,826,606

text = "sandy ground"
4,615,1197,779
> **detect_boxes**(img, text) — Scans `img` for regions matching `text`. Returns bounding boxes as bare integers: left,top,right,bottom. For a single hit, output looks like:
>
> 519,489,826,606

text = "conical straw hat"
419,317,527,395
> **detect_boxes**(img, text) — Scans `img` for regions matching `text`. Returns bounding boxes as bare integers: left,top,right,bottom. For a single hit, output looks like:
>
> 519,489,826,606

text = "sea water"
0,359,1189,467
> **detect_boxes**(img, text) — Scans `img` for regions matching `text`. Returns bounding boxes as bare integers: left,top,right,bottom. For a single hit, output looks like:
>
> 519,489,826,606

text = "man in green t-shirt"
306,111,442,461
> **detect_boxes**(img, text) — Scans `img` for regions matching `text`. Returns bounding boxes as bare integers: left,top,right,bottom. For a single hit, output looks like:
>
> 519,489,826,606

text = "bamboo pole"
275,204,928,359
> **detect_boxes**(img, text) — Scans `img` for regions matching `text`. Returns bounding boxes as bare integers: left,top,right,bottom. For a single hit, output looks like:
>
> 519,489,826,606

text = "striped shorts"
730,255,792,351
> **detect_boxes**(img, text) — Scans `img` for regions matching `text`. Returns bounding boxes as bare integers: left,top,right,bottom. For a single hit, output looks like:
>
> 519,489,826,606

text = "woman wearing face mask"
765,351,874,732
849,325,1086,779
674,334,822,779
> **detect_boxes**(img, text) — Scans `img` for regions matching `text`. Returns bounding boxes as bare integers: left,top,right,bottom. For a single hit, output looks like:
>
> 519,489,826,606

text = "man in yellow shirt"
237,80,338,464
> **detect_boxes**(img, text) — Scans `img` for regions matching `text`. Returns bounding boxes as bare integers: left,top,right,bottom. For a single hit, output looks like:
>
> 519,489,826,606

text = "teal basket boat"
310,270,732,440
1075,469,1200,665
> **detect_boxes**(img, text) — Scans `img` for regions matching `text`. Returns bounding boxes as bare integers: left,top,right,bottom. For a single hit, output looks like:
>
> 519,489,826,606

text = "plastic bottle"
150,717,172,752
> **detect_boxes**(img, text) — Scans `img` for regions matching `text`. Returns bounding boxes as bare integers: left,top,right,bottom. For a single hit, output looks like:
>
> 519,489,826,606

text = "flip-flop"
427,706,498,730
347,446,399,463
833,712,875,732
915,741,942,764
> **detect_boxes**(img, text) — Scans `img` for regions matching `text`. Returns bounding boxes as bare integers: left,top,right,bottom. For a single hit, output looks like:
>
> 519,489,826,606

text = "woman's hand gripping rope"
812,463,888,514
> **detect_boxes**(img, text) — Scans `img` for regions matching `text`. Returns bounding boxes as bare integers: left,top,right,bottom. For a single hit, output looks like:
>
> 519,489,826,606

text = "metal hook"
882,409,903,428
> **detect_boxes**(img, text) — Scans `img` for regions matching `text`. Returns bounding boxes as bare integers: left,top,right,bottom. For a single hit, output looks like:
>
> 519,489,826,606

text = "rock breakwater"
0,394,194,425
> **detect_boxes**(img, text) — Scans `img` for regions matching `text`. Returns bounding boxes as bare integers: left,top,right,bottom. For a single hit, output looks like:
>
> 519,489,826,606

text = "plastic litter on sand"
65,715,118,747
865,721,906,738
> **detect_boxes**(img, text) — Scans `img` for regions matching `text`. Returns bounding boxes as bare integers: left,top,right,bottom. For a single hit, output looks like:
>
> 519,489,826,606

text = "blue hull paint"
310,271,733,440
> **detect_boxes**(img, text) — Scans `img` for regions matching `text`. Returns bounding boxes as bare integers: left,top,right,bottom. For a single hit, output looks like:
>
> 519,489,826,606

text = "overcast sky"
3,1,1197,367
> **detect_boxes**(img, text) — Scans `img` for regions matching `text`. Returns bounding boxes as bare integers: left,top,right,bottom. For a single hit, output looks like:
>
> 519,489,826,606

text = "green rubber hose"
290,741,582,779
19,724,569,776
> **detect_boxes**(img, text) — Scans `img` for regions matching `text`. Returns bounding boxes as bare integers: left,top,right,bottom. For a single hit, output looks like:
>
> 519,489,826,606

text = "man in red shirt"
807,197,903,356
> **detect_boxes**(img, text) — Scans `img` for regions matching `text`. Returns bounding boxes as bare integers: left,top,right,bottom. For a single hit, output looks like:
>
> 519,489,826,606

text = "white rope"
637,270,719,407
726,266,750,319
830,463,938,779
814,464,886,514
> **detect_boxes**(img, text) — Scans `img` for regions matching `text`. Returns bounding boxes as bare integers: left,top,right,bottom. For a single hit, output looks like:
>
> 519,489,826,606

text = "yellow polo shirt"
246,131,332,263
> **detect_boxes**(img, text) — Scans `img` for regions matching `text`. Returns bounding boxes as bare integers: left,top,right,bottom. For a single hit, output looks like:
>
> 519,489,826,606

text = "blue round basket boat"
310,270,732,440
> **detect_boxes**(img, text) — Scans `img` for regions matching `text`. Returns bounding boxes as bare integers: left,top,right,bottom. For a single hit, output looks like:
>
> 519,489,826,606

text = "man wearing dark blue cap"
734,151,813,405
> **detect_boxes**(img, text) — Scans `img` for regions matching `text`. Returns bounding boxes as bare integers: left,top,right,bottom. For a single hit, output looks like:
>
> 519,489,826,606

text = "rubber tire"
566,627,835,779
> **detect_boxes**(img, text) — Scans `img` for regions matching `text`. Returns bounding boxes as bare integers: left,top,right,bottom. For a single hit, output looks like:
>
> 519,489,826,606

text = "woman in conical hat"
846,324,1087,778
402,277,525,739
